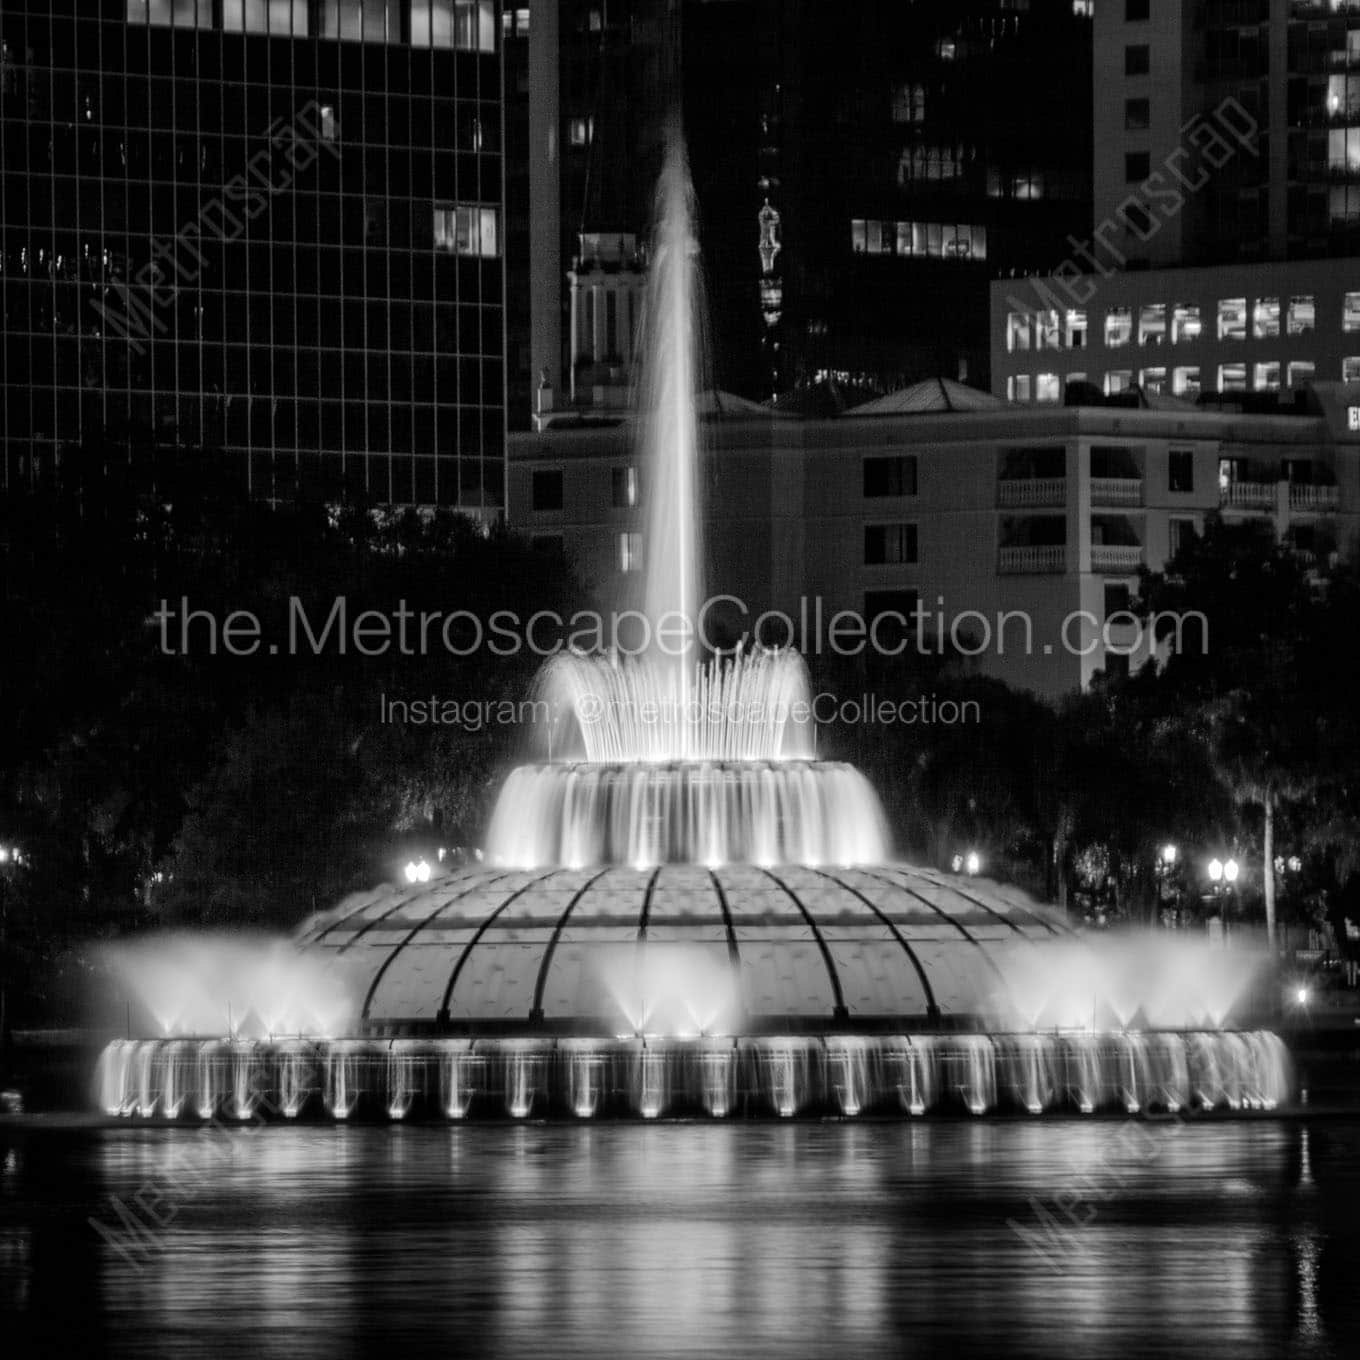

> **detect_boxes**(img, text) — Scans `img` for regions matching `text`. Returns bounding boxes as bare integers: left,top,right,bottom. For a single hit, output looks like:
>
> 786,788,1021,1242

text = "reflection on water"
2,1120,1358,1359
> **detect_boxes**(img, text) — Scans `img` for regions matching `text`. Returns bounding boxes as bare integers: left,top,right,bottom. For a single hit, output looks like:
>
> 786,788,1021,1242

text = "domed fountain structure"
96,133,1290,1121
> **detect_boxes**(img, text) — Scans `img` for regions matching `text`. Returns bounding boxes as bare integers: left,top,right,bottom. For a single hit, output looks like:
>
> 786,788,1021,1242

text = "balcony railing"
1289,483,1340,512
999,544,1066,574
1090,544,1145,573
1220,481,1277,510
1090,476,1143,508
997,477,1065,508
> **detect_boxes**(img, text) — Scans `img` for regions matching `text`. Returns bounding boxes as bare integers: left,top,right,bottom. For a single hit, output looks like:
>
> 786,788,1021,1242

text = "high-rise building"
508,0,1093,426
1,0,506,511
995,0,1360,408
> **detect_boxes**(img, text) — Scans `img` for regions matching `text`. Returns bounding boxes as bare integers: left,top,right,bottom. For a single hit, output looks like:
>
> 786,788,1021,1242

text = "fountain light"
404,859,432,884
965,851,981,877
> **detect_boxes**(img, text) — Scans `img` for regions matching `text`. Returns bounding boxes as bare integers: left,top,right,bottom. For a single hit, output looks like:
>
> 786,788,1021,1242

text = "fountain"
93,130,1292,1121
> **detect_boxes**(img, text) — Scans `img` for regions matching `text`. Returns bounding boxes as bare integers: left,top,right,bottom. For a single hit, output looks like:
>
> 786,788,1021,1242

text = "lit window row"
1004,359,1353,403
1004,293,1360,354
433,204,500,257
851,220,987,261
126,0,498,51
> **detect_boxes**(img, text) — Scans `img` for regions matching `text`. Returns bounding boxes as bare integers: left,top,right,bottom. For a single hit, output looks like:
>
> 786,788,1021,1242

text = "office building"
509,379,1360,696
1,0,505,510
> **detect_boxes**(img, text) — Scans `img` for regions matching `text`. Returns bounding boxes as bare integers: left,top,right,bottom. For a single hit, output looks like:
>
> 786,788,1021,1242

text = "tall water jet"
636,126,706,724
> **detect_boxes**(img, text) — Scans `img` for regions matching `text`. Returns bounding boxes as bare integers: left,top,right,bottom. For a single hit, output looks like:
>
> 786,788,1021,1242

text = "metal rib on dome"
297,863,1069,1036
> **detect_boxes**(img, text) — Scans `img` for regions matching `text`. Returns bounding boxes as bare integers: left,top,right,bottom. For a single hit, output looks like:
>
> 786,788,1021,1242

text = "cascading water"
92,128,1295,1123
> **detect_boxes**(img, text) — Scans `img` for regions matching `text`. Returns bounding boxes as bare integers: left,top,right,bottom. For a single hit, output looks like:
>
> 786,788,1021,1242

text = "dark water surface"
2,1119,1358,1359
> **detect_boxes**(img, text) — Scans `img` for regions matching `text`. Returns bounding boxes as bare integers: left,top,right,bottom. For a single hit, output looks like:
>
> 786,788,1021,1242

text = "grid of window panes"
1,0,504,508
1000,282,1360,402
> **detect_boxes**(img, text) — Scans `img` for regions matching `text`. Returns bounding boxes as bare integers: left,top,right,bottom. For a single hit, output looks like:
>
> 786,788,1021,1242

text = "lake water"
2,1119,1357,1359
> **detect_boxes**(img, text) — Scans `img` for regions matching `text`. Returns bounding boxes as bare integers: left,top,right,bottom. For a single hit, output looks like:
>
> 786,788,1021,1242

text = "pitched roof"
849,377,1008,415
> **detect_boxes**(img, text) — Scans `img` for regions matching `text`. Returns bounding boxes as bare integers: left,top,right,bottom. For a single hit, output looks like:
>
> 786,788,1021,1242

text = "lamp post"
0,844,23,1077
1156,843,1179,926
1206,856,1239,941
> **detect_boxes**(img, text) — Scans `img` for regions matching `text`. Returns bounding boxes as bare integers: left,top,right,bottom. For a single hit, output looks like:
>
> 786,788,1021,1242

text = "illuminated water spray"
638,129,705,724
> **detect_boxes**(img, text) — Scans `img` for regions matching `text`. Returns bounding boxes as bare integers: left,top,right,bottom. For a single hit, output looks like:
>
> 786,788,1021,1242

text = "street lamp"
1208,858,1223,883
965,851,981,877
1160,844,1177,867
404,859,432,885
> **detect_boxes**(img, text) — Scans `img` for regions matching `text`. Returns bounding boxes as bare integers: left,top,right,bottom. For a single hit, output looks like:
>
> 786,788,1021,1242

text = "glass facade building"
1,0,505,509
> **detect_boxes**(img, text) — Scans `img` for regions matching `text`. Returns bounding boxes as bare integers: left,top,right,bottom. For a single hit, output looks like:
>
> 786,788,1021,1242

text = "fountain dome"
296,862,1064,1033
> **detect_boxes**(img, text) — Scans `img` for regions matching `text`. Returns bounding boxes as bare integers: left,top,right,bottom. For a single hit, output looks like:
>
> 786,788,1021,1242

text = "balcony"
998,545,1066,574
1090,544,1145,573
1090,476,1143,508
997,477,1065,508
1289,483,1340,512
1220,481,1277,511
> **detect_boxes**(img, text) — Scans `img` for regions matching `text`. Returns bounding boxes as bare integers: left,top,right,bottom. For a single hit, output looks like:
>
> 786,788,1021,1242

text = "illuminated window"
851,220,867,253
1139,366,1166,393
1105,370,1133,395
1036,374,1062,403
891,83,926,123
1253,297,1280,339
1035,311,1060,350
1218,362,1247,392
317,0,393,39
1287,361,1316,387
619,532,643,573
319,105,336,141
865,523,918,566
410,0,496,51
568,117,593,147
134,0,214,25
1253,361,1280,391
865,220,888,255
1217,298,1247,341
1287,295,1316,335
1343,356,1360,382
1105,308,1132,347
1007,312,1031,353
1138,303,1166,346
1172,366,1200,398
1170,303,1201,344
433,204,500,257
1066,309,1088,348
1345,292,1360,332
1009,375,1032,401
611,466,637,509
